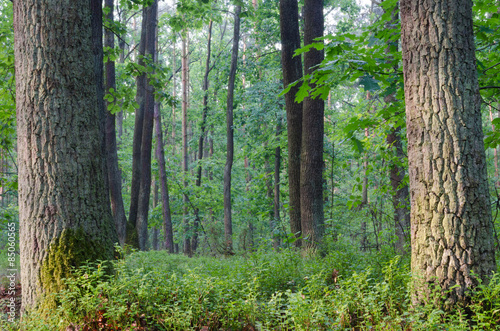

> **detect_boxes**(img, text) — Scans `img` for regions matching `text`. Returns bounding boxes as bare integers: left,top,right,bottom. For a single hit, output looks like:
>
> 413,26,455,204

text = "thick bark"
401,0,497,305
105,0,127,245
136,0,158,251
301,0,324,248
154,102,174,253
14,0,118,310
279,0,303,247
224,5,241,253
181,32,191,256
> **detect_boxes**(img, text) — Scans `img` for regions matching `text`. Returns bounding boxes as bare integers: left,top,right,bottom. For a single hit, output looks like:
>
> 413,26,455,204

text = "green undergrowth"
11,246,500,330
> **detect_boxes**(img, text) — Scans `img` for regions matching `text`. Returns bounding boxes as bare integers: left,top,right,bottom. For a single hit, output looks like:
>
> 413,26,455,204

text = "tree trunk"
301,0,324,248
152,177,159,250
14,0,118,310
154,102,174,253
273,119,282,249
279,0,303,247
181,31,191,256
401,0,497,306
224,5,241,253
126,6,148,248
193,20,213,253
105,0,127,246
136,1,157,251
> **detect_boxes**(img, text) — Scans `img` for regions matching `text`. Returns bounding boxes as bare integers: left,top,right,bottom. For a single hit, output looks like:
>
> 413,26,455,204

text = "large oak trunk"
401,0,497,305
14,0,118,310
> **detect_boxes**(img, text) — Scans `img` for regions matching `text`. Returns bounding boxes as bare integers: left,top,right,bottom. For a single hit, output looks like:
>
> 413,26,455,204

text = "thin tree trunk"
105,0,127,245
301,0,324,248
192,20,213,253
136,1,158,251
154,102,174,253
489,105,500,187
152,177,159,250
126,6,148,247
224,5,241,253
273,119,282,249
279,0,303,247
181,31,191,256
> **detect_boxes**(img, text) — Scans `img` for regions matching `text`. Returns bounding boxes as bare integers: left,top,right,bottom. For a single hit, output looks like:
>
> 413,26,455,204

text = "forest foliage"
1,0,500,329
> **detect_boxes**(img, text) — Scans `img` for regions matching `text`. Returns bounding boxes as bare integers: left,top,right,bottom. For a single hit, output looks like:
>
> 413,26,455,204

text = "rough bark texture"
14,0,118,310
301,0,324,248
136,0,157,251
154,102,174,253
105,0,127,245
279,0,303,246
401,0,497,305
224,5,241,253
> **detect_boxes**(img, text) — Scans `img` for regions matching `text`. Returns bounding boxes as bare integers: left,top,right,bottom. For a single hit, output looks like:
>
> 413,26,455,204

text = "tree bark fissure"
401,0,497,305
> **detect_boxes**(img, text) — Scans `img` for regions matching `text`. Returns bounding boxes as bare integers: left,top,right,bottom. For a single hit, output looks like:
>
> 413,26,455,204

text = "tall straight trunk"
136,1,157,251
15,0,118,310
224,5,241,253
154,102,174,253
279,0,303,247
181,31,191,256
152,177,159,250
301,0,324,248
489,105,500,187
273,119,282,249
105,0,127,245
172,40,176,153
401,0,497,305
126,6,148,247
193,20,213,253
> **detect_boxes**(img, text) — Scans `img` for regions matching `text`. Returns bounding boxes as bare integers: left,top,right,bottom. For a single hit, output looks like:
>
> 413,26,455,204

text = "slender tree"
224,5,241,253
181,30,191,256
301,0,324,248
279,0,303,246
136,0,158,250
105,0,127,245
401,0,497,305
193,20,214,253
14,0,118,309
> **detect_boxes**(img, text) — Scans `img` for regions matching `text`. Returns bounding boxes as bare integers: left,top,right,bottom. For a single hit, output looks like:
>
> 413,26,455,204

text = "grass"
6,243,500,330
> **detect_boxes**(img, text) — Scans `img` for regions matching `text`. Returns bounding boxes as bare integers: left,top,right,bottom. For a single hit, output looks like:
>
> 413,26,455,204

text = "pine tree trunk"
14,0,118,310
301,0,324,248
279,0,303,247
401,0,497,305
224,5,241,253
